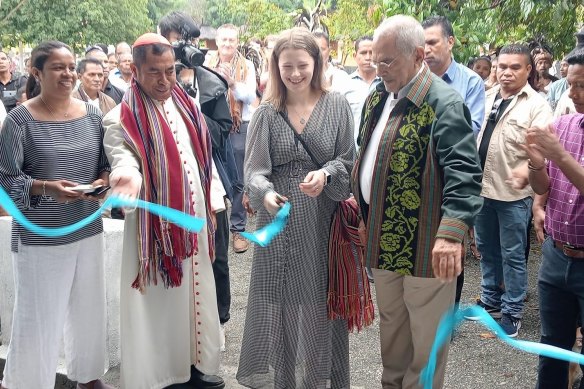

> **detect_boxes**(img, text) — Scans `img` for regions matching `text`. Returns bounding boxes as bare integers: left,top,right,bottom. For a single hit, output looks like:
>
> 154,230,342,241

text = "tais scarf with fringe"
328,197,375,332
120,80,215,292
205,50,248,132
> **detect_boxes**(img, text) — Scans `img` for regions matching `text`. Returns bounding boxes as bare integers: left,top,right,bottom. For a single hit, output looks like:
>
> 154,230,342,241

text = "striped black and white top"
0,103,110,252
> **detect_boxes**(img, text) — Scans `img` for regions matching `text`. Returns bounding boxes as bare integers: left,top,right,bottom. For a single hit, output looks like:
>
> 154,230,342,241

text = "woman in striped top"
0,41,112,389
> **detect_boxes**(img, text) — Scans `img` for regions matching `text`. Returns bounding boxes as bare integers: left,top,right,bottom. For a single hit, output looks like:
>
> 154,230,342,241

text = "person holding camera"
159,9,237,359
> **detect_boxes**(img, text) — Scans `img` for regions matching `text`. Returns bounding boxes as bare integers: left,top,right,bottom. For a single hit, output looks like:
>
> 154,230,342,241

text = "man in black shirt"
0,51,27,112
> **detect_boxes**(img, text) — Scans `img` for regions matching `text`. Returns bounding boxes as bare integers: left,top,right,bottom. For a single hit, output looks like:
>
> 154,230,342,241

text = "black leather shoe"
188,365,225,389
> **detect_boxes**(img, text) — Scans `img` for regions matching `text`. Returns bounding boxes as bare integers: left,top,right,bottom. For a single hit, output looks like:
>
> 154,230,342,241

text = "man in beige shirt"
465,44,553,337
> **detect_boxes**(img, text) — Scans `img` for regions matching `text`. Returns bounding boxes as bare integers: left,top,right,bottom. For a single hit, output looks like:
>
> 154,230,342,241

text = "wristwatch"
323,169,331,186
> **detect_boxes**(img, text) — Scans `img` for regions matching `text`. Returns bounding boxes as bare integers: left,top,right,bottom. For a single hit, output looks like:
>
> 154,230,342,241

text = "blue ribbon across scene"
0,186,205,237
241,202,291,247
420,305,584,389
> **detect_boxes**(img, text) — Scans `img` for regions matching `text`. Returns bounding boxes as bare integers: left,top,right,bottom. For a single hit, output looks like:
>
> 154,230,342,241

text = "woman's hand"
263,191,288,215
46,180,82,204
83,178,109,201
299,170,326,198
242,192,256,216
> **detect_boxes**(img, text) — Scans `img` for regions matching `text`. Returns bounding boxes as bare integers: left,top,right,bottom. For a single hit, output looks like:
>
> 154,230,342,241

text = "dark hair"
16,85,27,102
467,57,476,68
499,43,532,64
159,11,181,38
421,15,454,38
77,57,104,74
566,48,584,65
313,30,330,46
354,35,373,52
133,43,174,68
475,55,492,66
27,41,72,99
500,44,537,89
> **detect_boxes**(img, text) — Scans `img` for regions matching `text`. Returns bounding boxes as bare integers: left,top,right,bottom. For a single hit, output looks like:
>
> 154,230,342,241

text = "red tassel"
327,198,375,332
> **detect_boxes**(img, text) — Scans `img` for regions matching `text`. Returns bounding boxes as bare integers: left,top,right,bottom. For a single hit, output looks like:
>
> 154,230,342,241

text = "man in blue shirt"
422,16,485,135
422,15,486,311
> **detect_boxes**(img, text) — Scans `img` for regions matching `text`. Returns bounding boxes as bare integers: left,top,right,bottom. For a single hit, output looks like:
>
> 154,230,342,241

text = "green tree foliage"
267,0,303,13
380,0,583,63
243,0,293,40
327,0,375,57
1,0,152,50
203,0,246,27
147,0,188,25
203,0,291,40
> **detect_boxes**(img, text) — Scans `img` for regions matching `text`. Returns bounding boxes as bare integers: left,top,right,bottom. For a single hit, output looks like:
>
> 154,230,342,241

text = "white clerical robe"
103,97,224,389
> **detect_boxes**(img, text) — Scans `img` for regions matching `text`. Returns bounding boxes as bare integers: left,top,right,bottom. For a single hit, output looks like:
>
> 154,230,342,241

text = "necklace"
40,95,72,120
290,105,309,125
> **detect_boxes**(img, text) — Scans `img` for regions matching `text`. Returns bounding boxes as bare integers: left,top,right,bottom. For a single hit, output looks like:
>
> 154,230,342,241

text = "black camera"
172,24,205,69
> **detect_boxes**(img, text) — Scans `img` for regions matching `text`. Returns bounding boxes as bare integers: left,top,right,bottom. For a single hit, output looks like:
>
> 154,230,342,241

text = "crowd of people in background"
0,9,583,389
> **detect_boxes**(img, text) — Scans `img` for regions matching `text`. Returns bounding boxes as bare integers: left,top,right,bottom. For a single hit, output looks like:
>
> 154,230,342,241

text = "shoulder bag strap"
278,111,323,169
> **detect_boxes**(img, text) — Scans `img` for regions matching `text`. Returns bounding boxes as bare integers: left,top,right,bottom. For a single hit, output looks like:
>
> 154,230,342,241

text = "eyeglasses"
371,57,399,71
488,98,503,122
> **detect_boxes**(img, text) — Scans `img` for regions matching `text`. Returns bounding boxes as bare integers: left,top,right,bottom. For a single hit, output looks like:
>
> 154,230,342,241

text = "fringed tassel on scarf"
327,197,375,332
121,79,214,293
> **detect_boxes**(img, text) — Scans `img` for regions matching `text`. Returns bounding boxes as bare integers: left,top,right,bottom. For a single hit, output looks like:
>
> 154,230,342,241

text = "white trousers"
2,234,107,389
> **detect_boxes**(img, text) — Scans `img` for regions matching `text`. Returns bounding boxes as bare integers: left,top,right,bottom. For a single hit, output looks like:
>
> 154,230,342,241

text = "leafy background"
0,0,582,63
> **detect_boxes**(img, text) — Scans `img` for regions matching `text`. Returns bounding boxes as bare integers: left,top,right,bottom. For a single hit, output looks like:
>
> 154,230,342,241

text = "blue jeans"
474,197,532,318
229,122,248,232
536,237,584,389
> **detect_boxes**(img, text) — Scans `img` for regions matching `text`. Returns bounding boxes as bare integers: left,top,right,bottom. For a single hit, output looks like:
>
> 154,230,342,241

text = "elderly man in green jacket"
353,15,483,388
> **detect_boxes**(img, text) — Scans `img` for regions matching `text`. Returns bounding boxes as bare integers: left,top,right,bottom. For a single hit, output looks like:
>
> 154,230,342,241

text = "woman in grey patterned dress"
236,28,355,389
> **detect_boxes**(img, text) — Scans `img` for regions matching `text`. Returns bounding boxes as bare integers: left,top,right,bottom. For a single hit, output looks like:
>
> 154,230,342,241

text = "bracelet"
528,159,544,171
42,180,47,196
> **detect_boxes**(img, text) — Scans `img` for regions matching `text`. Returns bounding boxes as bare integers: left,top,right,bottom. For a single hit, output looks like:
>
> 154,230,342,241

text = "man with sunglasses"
465,44,553,338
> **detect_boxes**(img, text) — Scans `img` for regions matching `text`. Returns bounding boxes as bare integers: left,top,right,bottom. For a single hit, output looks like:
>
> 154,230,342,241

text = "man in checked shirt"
517,48,584,388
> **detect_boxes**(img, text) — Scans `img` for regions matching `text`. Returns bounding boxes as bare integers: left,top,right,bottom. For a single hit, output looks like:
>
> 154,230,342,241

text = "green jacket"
351,65,483,278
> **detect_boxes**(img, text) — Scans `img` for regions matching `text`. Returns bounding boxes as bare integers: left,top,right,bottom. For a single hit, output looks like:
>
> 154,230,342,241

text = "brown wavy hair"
263,27,327,112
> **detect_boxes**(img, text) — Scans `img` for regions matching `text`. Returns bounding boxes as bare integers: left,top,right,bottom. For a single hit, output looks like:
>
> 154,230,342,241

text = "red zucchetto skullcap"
133,33,172,48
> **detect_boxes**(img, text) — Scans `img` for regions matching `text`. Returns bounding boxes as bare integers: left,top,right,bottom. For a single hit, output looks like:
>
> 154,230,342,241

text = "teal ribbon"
420,305,584,388
0,186,205,236
240,202,291,247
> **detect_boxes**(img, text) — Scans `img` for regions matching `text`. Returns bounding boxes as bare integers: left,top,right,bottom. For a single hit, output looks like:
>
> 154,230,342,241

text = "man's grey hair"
374,15,425,55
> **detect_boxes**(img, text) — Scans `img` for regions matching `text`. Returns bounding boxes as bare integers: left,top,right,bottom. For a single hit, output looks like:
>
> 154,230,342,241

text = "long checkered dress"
237,92,356,388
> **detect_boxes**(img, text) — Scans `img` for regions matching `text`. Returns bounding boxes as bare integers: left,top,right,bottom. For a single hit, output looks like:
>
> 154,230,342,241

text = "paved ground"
2,215,582,388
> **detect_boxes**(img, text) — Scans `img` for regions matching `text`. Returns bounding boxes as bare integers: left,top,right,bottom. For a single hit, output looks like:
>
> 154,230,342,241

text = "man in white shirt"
349,35,381,146
314,30,366,144
205,24,257,254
